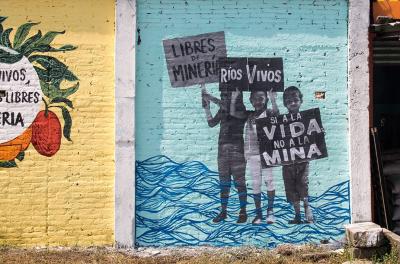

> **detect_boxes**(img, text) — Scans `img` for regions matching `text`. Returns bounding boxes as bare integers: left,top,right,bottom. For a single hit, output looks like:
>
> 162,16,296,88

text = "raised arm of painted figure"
201,86,225,110
201,85,221,127
230,88,247,119
268,90,279,116
208,94,222,106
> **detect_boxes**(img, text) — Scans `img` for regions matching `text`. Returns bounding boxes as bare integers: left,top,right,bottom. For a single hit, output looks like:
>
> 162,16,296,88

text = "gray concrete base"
345,222,385,248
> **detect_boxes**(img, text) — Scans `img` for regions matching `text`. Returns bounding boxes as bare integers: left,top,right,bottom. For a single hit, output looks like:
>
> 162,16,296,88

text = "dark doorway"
372,34,400,234
374,64,400,150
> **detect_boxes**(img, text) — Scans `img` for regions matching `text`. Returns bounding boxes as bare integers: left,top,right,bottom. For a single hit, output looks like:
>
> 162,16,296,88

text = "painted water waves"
135,155,350,247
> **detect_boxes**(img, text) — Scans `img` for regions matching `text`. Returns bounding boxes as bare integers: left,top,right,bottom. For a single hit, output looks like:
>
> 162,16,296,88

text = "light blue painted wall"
136,0,349,247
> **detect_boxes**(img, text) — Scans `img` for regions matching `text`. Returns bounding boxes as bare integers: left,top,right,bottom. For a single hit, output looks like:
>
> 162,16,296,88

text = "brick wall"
0,0,115,246
136,0,350,247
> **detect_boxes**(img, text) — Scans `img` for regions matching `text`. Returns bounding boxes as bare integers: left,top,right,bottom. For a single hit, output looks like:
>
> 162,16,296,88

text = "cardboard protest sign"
218,57,283,92
163,31,227,87
256,108,327,168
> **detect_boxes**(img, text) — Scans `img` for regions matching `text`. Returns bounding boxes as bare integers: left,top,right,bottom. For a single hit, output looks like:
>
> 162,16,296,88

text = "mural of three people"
163,31,328,226
202,86,323,225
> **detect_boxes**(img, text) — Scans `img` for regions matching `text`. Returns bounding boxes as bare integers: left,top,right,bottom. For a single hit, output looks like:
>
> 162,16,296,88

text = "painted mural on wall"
0,17,78,167
136,0,349,247
162,32,329,226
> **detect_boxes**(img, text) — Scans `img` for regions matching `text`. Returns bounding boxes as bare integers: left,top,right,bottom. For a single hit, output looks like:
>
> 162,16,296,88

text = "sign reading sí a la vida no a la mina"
163,31,227,88
256,108,328,168
218,57,284,92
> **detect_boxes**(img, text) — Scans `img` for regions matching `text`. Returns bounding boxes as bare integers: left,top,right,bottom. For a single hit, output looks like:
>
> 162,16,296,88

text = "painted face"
284,92,302,113
250,91,267,111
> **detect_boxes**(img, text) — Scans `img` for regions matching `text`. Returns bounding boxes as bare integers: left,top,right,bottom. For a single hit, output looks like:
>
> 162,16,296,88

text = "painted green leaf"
16,151,25,161
29,55,53,67
30,55,78,84
0,160,17,168
0,17,7,24
24,44,77,57
64,70,78,82
1,28,13,47
30,55,66,84
21,31,66,56
35,66,51,82
30,55,66,71
39,80,52,98
30,44,52,53
57,45,77,51
51,97,73,108
0,49,23,64
23,45,50,57
39,80,61,99
57,106,72,141
18,30,42,54
13,22,39,49
34,44,77,53
36,30,65,46
60,82,79,98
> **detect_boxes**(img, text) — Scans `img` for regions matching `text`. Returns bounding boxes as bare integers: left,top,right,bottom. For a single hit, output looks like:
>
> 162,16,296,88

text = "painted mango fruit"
31,110,62,157
0,127,32,161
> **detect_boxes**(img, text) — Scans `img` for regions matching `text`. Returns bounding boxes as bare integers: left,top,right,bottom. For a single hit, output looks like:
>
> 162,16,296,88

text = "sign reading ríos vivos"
218,57,284,92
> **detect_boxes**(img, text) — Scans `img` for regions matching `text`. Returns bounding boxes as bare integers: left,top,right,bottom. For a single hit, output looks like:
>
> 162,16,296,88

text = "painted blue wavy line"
135,155,350,247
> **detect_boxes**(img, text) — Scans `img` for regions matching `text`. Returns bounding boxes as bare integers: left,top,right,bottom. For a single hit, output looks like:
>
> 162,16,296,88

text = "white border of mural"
114,0,371,248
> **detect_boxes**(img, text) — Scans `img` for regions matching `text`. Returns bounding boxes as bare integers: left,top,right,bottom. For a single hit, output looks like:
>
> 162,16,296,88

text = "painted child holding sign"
231,89,278,225
202,88,248,224
282,86,314,224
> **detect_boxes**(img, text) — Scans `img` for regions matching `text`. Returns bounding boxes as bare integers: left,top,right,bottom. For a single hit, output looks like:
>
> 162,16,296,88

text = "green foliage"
18,30,42,54
13,22,40,49
15,151,24,162
39,80,79,100
51,97,73,109
0,160,17,168
56,106,72,142
372,247,399,264
0,48,22,64
1,28,12,48
60,82,79,98
36,30,65,47
30,55,78,85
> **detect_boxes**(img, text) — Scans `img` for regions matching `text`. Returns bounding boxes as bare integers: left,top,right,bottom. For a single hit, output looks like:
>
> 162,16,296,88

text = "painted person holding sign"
202,88,248,224
231,89,279,224
282,86,314,224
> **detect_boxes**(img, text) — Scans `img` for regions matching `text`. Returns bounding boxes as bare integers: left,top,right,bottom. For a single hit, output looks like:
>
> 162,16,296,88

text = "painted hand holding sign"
0,17,78,167
255,86,328,224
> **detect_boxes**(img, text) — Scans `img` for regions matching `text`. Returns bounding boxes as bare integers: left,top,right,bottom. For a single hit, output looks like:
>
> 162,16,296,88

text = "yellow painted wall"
0,0,115,246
